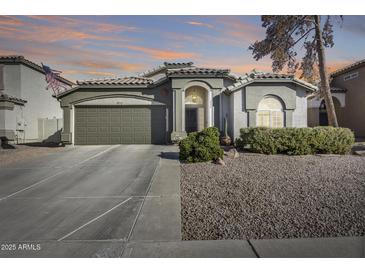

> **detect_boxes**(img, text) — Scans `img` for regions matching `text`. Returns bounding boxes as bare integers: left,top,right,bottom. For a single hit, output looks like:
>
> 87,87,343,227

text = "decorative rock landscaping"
181,153,365,240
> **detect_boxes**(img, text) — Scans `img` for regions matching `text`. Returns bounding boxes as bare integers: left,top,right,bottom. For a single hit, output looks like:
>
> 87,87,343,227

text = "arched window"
257,96,284,128
185,87,205,105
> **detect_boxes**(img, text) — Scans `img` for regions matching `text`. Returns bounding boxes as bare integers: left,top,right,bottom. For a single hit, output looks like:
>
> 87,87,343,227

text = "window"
257,96,284,128
343,71,359,81
185,87,205,105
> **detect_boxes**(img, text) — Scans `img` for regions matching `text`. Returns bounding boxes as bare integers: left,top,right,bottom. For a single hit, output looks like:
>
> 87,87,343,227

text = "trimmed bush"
236,127,354,155
179,127,224,163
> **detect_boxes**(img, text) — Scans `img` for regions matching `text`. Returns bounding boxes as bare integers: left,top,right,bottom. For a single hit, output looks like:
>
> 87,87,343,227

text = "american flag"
42,63,69,96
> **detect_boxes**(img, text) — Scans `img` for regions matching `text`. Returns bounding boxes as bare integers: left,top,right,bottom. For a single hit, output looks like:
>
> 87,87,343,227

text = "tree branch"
292,28,315,47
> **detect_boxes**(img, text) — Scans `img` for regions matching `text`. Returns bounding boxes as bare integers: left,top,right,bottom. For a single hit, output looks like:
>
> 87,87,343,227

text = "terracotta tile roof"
0,91,27,105
331,59,365,77
250,72,294,80
76,76,154,86
163,62,194,67
224,71,317,93
141,62,194,77
0,55,74,86
166,67,230,76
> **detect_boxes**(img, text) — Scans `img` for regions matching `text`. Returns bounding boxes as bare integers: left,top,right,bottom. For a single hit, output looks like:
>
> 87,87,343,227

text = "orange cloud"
165,17,263,48
0,16,136,43
26,15,137,33
63,70,116,77
123,45,197,60
200,61,272,75
68,59,144,72
215,16,264,43
0,16,24,26
186,21,213,28
0,49,18,55
327,60,354,73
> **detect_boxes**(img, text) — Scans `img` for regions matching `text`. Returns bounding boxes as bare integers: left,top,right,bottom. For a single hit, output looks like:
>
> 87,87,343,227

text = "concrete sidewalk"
123,237,365,258
249,236,365,258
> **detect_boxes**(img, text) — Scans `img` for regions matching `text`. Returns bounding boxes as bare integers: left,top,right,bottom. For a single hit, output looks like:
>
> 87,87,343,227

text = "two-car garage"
57,75,172,145
74,105,167,145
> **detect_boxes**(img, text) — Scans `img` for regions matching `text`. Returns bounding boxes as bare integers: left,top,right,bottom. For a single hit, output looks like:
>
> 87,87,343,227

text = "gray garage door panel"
75,105,166,145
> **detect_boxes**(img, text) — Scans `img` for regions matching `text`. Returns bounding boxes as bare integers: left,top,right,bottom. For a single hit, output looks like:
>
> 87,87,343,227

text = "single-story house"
0,55,74,143
308,59,365,138
56,62,317,145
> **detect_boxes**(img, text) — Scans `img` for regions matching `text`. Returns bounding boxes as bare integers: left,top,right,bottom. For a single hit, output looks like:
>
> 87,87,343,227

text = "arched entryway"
319,97,341,126
185,86,209,133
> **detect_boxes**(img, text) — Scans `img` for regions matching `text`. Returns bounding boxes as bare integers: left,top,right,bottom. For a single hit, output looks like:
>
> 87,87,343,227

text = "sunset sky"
0,15,364,81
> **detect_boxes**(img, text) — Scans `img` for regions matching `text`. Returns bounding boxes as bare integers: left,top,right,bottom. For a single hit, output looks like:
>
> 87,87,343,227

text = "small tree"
249,16,342,127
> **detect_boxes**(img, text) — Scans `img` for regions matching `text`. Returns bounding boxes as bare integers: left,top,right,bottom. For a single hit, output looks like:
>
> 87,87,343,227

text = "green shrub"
236,127,354,155
310,127,355,154
179,127,224,163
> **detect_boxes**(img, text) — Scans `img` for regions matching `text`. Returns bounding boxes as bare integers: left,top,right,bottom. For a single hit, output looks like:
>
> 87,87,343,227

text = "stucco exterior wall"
1,65,22,140
307,107,319,127
3,64,21,98
292,86,308,127
244,83,297,110
0,104,24,141
230,88,247,140
0,63,66,142
221,92,232,137
331,66,365,137
20,64,63,141
0,109,5,129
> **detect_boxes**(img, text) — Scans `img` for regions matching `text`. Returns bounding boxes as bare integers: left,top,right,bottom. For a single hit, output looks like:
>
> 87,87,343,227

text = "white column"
172,89,176,132
71,105,75,145
181,89,185,132
207,90,213,127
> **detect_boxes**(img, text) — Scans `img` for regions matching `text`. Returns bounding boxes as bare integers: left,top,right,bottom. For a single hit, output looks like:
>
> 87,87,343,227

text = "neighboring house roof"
330,59,365,77
0,55,74,86
0,91,27,105
307,86,347,100
76,76,154,86
223,71,318,94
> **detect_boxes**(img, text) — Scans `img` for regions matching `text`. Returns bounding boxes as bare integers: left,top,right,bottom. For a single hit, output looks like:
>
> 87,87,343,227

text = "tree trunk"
314,15,338,127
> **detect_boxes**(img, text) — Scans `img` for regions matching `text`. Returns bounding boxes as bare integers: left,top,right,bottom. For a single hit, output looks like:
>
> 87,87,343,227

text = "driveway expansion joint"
0,145,121,202
120,157,162,257
247,239,260,258
57,197,133,241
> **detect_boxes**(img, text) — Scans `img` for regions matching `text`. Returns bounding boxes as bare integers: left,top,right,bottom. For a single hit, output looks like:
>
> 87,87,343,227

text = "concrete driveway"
0,145,181,257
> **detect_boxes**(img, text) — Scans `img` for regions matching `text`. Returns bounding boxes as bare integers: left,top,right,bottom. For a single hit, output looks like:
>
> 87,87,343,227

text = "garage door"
74,105,166,145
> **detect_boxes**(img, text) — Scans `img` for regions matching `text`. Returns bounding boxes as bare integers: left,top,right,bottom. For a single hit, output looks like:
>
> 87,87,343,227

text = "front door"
185,108,198,133
319,100,328,126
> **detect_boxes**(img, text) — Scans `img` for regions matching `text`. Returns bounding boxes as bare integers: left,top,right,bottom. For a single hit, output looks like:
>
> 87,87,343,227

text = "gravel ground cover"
181,153,365,240
0,144,66,166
